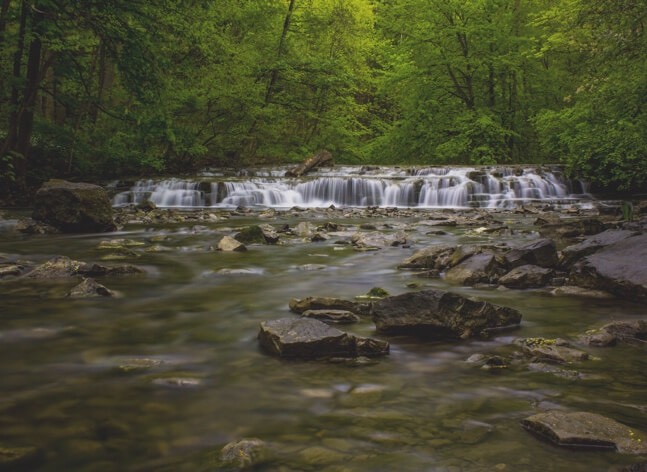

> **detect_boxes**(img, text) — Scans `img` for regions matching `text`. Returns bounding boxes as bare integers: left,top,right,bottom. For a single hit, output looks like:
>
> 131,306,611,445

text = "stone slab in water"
32,179,116,232
560,229,641,268
521,411,647,454
444,253,499,286
504,238,558,269
258,318,389,359
498,264,553,289
371,289,522,339
289,296,370,316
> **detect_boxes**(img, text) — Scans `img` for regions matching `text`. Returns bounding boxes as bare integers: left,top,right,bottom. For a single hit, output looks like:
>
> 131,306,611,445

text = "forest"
0,0,645,196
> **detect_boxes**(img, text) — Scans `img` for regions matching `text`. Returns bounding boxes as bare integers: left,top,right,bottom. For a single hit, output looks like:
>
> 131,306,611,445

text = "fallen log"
285,150,333,177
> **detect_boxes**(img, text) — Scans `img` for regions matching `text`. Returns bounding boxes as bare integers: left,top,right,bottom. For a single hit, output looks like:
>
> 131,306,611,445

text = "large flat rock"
521,411,647,454
258,318,389,359
570,233,647,301
371,289,522,339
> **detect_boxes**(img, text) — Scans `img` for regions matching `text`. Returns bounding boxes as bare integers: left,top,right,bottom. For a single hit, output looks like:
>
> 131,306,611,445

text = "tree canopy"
1,0,645,194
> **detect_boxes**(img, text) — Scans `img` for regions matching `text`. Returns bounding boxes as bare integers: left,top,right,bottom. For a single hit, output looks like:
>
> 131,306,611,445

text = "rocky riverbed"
1,194,646,471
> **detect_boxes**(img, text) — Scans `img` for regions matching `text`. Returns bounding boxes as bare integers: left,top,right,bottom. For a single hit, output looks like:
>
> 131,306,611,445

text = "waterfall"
112,166,590,209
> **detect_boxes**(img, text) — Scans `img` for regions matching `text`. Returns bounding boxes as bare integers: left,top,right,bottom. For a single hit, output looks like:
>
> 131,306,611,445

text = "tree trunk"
285,150,334,177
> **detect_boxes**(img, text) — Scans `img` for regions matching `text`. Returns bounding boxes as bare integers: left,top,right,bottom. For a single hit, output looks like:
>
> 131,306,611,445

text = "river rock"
32,179,116,232
26,256,85,278
371,289,522,339
518,338,589,364
521,411,647,454
569,233,647,301
217,235,247,252
550,285,613,298
444,253,500,285
398,245,455,270
289,296,370,316
351,231,406,250
235,224,278,244
581,320,647,348
301,310,361,324
504,238,558,268
219,438,269,469
0,264,24,278
560,229,641,268
537,217,608,239
258,318,389,359
67,277,115,298
498,265,553,289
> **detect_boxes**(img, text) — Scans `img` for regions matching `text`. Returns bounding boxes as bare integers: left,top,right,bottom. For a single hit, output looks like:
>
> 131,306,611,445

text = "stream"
1,167,645,471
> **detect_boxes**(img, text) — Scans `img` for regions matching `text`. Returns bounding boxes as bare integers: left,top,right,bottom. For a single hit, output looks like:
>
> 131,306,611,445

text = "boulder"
289,296,370,316
504,238,558,268
444,253,499,286
521,411,647,454
32,180,116,232
560,229,641,268
234,224,278,244
217,235,247,252
498,265,553,289
569,233,647,301
258,318,389,359
371,289,522,339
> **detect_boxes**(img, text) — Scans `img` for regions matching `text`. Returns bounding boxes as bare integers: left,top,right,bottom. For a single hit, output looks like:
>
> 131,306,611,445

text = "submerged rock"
0,445,44,470
371,289,522,339
258,318,389,359
32,179,116,232
301,310,360,324
521,411,647,454
25,256,143,279
398,245,455,270
289,296,370,316
219,438,269,469
351,230,406,250
234,224,278,244
67,277,116,298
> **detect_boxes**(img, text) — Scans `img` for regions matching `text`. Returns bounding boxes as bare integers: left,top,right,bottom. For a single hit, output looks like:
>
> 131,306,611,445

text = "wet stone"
217,235,247,252
518,338,589,364
301,310,361,324
258,318,389,359
521,411,647,454
219,438,268,469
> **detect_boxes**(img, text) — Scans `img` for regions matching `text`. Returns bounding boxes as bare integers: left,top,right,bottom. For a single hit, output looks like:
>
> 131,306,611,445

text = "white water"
112,166,590,209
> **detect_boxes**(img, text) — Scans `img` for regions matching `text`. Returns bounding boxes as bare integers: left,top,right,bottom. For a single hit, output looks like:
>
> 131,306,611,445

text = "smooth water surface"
1,209,645,471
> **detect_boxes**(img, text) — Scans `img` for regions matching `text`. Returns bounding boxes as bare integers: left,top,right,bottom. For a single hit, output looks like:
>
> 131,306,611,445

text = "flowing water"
111,165,590,210
1,168,645,471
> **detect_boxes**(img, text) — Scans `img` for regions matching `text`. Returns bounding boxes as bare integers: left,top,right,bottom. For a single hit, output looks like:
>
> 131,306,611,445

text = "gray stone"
32,179,116,232
258,318,389,359
570,233,647,302
504,238,558,268
445,253,499,286
560,229,640,268
371,289,522,339
550,286,613,298
521,411,647,454
498,264,553,288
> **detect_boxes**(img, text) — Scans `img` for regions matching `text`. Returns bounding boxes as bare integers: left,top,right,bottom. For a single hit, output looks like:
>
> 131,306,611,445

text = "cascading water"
112,166,590,209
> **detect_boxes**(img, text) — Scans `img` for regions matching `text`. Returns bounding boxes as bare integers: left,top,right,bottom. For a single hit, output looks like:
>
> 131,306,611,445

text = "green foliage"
0,0,645,192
